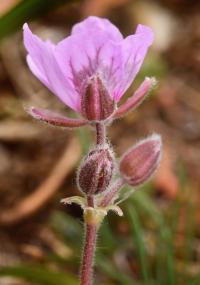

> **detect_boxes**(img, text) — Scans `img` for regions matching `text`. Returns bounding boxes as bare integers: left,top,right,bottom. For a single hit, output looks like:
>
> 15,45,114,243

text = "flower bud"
119,134,162,186
78,146,114,195
81,76,115,121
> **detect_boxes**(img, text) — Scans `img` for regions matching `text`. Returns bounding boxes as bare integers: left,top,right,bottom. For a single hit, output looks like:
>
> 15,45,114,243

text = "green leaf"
0,264,78,285
0,0,78,40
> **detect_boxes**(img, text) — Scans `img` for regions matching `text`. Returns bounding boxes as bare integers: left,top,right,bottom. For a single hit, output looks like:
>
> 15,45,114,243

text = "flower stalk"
95,123,106,145
80,195,97,285
100,178,125,207
80,124,107,285
80,223,98,285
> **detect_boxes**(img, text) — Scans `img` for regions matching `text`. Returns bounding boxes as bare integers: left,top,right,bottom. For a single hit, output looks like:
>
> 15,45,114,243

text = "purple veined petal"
23,24,80,112
136,24,154,43
27,55,51,90
55,29,123,102
71,16,123,42
26,106,88,127
114,24,154,101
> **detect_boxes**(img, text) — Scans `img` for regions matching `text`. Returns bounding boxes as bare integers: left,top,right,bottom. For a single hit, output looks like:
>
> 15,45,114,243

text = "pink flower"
23,16,154,125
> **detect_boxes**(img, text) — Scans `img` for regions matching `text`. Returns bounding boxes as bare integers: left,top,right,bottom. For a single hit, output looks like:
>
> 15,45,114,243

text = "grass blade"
127,204,150,284
0,265,78,285
0,0,78,40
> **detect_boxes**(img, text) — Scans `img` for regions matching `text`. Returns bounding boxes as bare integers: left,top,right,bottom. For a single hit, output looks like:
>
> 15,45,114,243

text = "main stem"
80,196,97,285
80,222,97,285
80,124,106,285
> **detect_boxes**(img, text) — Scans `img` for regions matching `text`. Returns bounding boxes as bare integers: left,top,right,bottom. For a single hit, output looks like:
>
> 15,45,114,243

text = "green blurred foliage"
1,179,199,285
0,0,78,40
0,265,79,285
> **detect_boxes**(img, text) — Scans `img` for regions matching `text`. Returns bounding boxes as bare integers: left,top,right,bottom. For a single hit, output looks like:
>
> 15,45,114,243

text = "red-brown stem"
80,224,97,285
96,123,106,145
80,124,106,285
87,195,95,207
80,196,97,285
100,178,125,207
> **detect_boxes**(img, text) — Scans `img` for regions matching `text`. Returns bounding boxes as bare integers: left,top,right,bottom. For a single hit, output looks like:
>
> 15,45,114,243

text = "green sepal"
61,196,87,209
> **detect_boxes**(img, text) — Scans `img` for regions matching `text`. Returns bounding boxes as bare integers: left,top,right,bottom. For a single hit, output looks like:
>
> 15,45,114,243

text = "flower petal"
23,24,80,112
114,24,154,101
71,16,123,42
55,29,123,101
26,55,51,89
23,20,154,110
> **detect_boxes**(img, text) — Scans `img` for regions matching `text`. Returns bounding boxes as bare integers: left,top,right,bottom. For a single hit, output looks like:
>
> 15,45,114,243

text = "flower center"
81,75,115,121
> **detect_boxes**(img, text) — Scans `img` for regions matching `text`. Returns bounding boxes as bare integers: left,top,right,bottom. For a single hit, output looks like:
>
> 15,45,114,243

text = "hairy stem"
80,224,97,285
80,124,107,285
96,123,106,145
80,196,97,285
87,195,95,207
100,178,125,207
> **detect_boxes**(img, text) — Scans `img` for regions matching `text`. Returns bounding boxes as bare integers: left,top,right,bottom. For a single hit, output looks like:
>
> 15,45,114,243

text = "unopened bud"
78,146,114,195
81,76,115,121
119,134,162,186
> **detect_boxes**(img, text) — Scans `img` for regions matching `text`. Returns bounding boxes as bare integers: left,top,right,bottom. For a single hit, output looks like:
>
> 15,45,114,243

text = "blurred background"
0,0,200,284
